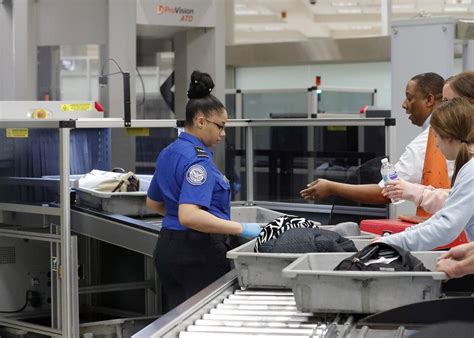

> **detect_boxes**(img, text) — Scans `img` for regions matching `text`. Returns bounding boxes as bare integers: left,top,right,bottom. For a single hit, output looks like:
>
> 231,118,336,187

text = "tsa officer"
146,70,260,312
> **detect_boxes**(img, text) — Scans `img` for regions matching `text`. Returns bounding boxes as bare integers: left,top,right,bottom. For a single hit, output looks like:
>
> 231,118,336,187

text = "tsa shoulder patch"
186,164,207,185
194,146,208,158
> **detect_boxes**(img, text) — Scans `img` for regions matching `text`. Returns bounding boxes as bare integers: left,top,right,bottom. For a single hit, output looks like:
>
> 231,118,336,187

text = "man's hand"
438,242,474,261
300,179,333,201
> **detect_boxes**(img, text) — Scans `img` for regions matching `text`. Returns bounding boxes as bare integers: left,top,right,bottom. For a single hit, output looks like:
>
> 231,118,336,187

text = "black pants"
154,229,231,313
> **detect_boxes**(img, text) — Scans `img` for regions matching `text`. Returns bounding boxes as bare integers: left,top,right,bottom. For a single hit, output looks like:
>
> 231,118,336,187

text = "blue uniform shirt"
147,132,231,231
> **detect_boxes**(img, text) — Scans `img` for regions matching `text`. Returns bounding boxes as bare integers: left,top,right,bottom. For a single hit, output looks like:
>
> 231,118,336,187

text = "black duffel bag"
334,242,430,272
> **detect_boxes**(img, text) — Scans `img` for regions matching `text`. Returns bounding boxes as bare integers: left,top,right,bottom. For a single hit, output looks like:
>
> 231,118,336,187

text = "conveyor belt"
134,271,425,338
179,289,332,337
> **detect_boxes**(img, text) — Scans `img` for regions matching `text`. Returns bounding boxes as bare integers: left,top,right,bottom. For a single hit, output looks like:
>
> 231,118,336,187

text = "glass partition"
232,125,386,205
242,90,309,118
317,88,375,115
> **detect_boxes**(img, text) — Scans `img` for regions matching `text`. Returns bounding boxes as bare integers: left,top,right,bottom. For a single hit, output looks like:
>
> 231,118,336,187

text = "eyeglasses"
205,119,226,131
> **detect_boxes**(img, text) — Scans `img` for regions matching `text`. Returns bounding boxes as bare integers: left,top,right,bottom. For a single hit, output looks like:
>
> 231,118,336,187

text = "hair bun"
187,71,215,99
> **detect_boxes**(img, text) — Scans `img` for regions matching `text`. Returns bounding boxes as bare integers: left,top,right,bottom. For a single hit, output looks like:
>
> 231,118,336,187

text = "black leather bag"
334,242,430,272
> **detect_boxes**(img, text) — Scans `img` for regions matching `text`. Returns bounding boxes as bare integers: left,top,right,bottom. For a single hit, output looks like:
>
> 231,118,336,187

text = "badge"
186,165,207,185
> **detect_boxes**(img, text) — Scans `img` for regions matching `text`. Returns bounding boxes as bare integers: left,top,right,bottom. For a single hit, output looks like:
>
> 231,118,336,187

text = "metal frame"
133,270,238,338
0,115,395,336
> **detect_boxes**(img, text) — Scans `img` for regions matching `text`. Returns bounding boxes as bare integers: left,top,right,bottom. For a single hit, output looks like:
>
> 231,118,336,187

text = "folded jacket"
258,228,358,253
254,215,321,253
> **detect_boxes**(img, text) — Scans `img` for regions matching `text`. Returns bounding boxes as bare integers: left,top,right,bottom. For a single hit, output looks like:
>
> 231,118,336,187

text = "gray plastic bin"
75,175,153,216
227,238,373,289
282,251,446,314
230,206,284,225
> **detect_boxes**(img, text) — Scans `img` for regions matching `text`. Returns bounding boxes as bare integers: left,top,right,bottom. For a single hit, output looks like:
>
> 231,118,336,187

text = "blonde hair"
430,97,474,185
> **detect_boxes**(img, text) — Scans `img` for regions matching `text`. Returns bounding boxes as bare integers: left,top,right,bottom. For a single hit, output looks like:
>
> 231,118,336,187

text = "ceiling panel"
233,0,474,43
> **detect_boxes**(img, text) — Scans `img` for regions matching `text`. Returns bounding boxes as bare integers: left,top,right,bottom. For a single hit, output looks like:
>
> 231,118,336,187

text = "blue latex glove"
241,223,261,238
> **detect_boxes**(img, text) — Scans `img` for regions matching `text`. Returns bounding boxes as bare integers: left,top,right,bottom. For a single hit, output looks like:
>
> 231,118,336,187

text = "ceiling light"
392,4,415,9
445,0,472,3
263,25,285,32
331,1,358,6
444,6,469,12
235,24,286,33
337,8,362,13
235,8,260,15
350,25,373,30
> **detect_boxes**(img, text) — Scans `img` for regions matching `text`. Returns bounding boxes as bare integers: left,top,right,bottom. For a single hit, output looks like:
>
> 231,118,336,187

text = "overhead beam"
226,36,390,67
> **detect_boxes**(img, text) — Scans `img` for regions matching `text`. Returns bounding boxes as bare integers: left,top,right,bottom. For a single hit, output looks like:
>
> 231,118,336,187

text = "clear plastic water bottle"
380,158,405,205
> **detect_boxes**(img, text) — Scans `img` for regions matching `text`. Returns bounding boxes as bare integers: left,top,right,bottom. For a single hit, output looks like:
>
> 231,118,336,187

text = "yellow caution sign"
6,128,29,138
61,103,93,112
126,128,150,137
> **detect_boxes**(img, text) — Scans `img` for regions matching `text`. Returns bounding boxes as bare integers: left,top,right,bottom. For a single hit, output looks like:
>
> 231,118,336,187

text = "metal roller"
202,314,313,323
186,325,317,335
234,290,294,296
210,308,312,316
228,294,296,301
180,333,312,338
216,303,298,311
223,298,296,306
194,319,319,329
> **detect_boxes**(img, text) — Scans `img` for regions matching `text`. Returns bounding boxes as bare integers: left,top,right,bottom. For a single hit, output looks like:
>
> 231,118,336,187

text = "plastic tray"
282,251,446,313
227,237,373,289
75,175,153,216
230,206,284,225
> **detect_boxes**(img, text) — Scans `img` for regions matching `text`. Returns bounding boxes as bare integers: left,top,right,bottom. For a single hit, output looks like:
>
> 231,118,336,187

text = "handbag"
78,170,140,192
333,242,429,272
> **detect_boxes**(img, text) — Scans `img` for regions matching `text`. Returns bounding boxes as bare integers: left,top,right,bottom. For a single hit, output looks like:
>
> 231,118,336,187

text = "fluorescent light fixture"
235,24,286,32
235,8,260,15
331,1,357,6
392,4,415,9
445,0,471,3
337,8,362,13
263,25,285,31
444,6,469,12
350,25,373,30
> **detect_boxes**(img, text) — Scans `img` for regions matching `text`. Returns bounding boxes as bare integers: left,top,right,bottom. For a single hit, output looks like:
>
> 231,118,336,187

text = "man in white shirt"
300,72,452,204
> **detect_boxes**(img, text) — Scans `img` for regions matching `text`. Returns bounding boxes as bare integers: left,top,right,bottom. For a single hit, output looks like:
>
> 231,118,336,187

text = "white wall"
235,59,464,111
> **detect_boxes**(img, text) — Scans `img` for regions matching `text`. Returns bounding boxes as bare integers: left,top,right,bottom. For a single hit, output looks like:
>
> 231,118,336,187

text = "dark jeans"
154,229,231,313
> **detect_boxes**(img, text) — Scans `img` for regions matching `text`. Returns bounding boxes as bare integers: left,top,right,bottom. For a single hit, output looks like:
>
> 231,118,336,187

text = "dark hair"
185,71,225,127
445,71,474,101
411,72,444,101
430,97,474,186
